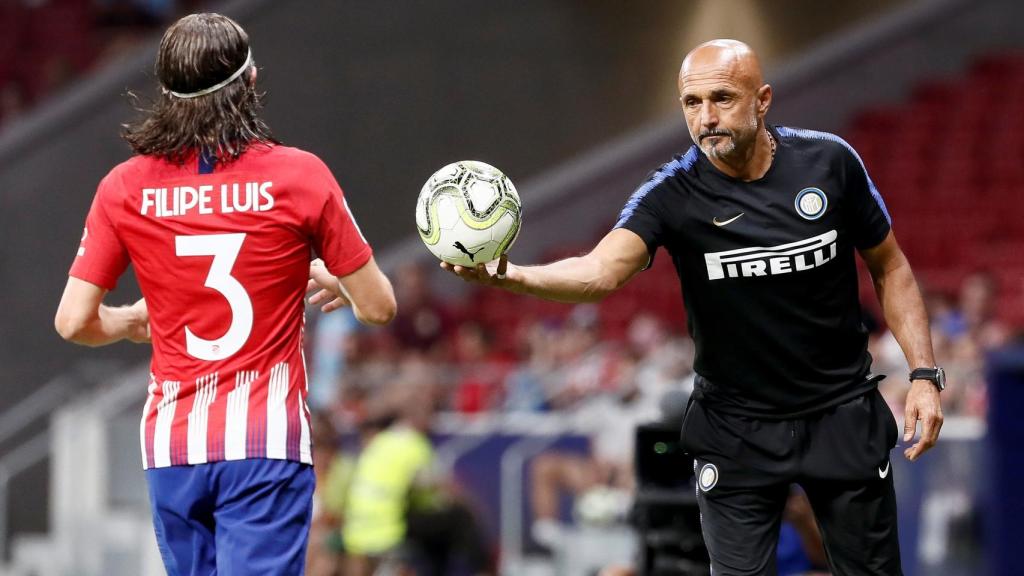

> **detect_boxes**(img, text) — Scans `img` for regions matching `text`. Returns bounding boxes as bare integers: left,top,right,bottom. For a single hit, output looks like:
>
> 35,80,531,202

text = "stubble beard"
700,113,760,162
703,137,736,160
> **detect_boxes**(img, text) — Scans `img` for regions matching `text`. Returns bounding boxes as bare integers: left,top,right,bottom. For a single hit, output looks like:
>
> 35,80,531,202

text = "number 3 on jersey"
175,233,253,361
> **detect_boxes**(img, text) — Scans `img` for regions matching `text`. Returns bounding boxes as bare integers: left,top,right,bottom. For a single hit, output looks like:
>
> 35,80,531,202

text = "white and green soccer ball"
416,160,522,267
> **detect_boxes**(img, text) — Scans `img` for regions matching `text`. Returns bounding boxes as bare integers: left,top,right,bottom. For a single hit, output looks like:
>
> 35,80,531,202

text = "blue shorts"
146,459,315,576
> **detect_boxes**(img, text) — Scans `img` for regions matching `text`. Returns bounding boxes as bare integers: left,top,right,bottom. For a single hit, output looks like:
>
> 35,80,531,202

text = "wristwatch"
909,366,945,392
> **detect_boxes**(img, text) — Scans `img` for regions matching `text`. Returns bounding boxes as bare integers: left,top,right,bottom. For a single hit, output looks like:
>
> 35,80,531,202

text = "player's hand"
307,259,351,313
902,380,943,461
127,298,151,344
440,254,514,288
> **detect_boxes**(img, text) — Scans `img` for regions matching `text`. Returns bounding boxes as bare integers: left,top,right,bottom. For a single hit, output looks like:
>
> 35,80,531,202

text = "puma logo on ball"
453,241,484,262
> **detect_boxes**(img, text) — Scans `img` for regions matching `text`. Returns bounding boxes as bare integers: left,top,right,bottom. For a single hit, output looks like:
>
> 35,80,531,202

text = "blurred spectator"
939,272,1010,349
341,386,430,575
529,314,692,552
547,304,627,409
628,313,696,416
528,390,645,551
778,488,830,575
389,261,456,357
403,481,495,575
502,320,561,412
341,330,404,417
342,378,492,576
451,321,511,413
873,272,1006,418
308,308,361,410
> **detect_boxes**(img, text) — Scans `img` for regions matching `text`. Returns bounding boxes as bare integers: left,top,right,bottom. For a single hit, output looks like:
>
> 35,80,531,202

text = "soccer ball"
416,160,522,267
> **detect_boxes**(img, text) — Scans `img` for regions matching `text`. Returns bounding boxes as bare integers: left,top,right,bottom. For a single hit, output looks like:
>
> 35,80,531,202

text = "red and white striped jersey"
69,145,372,469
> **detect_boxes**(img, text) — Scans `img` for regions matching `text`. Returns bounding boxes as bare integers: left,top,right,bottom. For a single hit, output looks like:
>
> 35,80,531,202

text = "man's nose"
700,101,718,129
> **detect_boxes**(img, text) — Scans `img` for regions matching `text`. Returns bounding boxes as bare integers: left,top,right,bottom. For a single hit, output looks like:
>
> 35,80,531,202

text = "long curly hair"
121,13,278,165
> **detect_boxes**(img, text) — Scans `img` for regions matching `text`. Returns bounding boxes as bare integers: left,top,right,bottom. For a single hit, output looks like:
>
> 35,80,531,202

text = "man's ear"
757,84,772,116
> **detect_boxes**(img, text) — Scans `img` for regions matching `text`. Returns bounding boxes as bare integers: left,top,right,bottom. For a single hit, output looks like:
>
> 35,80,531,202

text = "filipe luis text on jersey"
140,181,275,218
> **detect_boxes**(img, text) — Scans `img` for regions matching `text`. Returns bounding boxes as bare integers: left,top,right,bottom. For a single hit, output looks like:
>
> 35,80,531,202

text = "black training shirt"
615,125,892,418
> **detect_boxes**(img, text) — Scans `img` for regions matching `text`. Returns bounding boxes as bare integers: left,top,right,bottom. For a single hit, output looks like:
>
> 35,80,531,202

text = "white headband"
164,49,252,99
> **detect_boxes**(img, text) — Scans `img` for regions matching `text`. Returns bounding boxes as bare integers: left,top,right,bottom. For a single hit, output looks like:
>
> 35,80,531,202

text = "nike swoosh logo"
878,461,890,479
712,213,745,227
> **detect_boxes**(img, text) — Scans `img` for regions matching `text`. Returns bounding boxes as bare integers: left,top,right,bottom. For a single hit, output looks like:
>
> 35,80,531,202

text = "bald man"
445,40,942,575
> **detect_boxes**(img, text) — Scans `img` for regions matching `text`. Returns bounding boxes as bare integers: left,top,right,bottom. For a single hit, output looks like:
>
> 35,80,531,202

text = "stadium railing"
0,360,125,564
4,364,160,576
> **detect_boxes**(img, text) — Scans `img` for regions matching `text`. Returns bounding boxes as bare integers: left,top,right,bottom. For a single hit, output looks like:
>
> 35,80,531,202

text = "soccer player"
446,40,943,575
54,13,395,575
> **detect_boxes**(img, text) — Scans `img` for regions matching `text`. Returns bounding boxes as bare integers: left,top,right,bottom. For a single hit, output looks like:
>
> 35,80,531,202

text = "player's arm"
54,277,149,346
860,231,942,461
442,227,651,303
308,257,396,326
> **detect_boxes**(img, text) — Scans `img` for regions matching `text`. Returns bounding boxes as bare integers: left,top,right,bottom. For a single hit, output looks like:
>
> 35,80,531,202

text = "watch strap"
909,368,939,381
909,366,945,391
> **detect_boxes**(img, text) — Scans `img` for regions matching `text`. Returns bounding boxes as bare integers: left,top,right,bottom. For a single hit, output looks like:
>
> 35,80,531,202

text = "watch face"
936,367,946,389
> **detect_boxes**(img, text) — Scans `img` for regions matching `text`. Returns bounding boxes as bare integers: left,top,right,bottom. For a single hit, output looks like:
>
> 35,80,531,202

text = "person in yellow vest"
342,383,494,576
342,391,436,576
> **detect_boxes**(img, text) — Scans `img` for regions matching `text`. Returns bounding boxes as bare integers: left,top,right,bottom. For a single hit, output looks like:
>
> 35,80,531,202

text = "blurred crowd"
309,261,694,427
310,262,1013,439
305,261,697,575
0,0,206,129
872,270,1015,419
303,259,1019,575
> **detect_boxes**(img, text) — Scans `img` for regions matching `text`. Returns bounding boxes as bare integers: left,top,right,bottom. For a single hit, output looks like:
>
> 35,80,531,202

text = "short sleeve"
307,157,373,276
68,173,130,290
842,145,892,250
613,173,670,262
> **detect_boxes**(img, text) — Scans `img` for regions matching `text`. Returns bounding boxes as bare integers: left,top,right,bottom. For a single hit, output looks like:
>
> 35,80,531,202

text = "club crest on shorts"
698,463,719,492
795,187,828,220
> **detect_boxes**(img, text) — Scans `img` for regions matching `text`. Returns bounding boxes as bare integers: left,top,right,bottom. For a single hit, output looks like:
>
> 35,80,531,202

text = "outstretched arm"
441,227,651,303
55,277,149,346
860,231,942,461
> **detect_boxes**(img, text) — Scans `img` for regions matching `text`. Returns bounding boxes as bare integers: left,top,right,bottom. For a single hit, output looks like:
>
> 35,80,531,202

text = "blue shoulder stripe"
615,146,699,229
775,126,891,224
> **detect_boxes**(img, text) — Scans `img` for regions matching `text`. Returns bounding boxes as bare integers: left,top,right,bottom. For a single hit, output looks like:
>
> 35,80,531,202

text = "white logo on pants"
699,463,719,492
